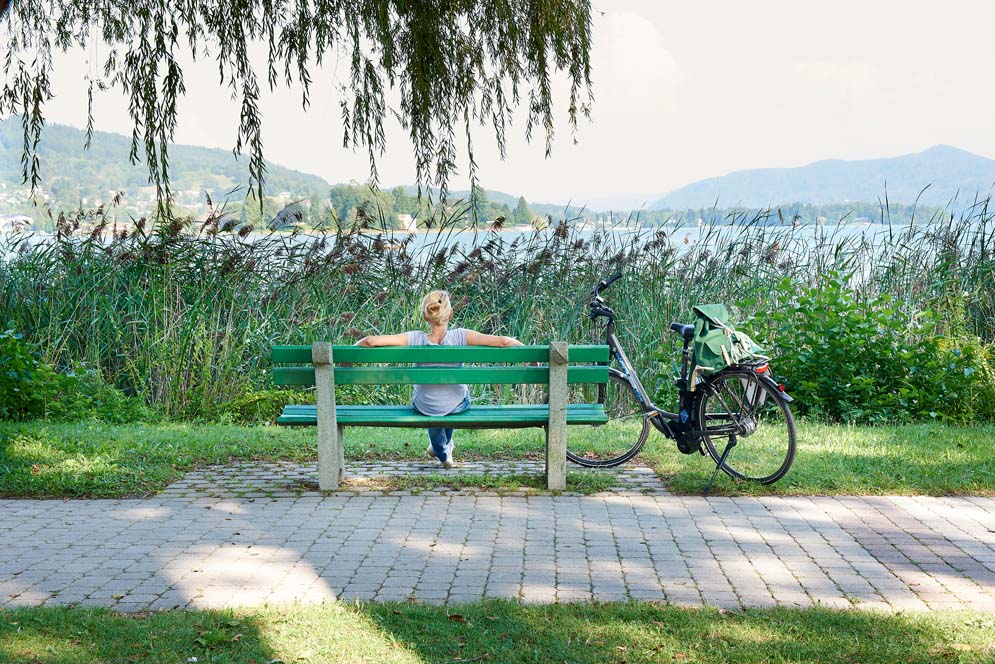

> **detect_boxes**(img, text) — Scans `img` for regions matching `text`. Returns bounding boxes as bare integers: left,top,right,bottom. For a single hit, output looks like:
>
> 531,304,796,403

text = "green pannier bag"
690,304,768,383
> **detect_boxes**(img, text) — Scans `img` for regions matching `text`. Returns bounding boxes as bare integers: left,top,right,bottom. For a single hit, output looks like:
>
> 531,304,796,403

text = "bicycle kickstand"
703,437,737,496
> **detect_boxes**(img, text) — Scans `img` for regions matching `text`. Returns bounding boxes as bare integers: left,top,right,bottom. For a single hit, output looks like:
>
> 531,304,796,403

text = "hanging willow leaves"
0,0,593,213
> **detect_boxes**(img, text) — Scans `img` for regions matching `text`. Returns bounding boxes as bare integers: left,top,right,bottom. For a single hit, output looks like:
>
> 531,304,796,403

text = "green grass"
2,420,995,498
646,421,995,496
1,603,994,663
0,422,316,498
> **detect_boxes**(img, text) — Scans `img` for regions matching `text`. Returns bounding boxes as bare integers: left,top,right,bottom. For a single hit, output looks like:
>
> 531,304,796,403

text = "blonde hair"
420,290,453,325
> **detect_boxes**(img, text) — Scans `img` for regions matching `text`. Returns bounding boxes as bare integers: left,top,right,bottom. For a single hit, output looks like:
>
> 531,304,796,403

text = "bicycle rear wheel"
566,370,650,467
696,369,796,484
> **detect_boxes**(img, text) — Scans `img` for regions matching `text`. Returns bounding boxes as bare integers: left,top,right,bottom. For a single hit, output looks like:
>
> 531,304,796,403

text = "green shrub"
758,274,995,424
0,328,151,422
929,323,995,422
0,328,61,420
219,389,314,424
49,366,155,423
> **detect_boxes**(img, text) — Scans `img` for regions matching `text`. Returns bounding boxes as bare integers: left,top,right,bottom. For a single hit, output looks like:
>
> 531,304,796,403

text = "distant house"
0,214,31,233
397,213,417,231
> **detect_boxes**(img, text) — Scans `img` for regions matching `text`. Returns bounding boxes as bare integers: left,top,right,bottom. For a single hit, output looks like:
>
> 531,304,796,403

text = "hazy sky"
35,0,995,207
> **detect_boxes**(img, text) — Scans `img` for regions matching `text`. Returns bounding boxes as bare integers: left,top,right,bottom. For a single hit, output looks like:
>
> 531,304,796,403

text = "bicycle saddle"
670,322,695,342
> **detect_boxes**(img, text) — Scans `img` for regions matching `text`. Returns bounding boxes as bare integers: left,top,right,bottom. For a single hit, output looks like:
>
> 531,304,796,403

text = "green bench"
271,342,610,490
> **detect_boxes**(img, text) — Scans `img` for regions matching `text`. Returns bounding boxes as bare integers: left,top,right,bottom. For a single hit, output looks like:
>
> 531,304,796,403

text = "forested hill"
0,117,576,220
398,186,588,220
0,116,330,207
654,146,995,209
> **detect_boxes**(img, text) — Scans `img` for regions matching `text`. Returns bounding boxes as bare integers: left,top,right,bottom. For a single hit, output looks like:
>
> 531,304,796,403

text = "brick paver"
157,460,669,498
1,468,994,612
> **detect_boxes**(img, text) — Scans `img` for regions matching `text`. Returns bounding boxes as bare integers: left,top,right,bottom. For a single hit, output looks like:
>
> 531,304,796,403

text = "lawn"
1,420,994,498
647,421,995,496
1,602,994,664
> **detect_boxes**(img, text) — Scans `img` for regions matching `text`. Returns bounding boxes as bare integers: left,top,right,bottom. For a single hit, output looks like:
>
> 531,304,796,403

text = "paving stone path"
158,460,670,498
1,463,994,613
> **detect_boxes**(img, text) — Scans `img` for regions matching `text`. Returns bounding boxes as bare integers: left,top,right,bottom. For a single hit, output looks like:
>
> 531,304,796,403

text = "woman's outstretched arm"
355,333,409,347
465,330,524,347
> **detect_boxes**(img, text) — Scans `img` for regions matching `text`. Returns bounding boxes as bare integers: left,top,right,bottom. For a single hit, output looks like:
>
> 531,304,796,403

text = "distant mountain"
653,146,995,209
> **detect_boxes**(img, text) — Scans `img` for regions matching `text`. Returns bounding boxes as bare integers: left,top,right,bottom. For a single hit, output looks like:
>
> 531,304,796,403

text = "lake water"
269,220,922,257
0,220,949,262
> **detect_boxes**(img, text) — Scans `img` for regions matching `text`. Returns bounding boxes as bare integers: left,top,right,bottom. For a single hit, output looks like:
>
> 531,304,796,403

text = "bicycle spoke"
566,371,649,467
697,370,796,484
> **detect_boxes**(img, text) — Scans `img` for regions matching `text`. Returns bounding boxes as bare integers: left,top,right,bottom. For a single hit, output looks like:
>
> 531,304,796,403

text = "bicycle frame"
602,317,682,437
589,271,793,444
582,273,797,484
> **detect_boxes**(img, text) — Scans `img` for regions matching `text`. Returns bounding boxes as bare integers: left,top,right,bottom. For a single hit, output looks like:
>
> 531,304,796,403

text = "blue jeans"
420,395,470,463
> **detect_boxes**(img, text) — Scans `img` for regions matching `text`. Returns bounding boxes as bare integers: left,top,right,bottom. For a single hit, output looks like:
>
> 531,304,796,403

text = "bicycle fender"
757,373,793,403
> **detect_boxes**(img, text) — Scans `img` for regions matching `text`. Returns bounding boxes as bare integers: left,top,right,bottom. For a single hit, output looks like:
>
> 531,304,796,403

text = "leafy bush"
50,367,154,423
757,274,995,424
0,328,150,422
219,389,314,424
930,315,995,422
0,328,61,420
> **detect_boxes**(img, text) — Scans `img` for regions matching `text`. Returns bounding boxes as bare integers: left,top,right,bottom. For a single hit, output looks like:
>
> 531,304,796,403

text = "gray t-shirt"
406,328,470,416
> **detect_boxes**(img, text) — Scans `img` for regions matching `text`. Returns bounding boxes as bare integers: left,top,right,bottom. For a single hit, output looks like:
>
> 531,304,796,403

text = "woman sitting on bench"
355,290,523,468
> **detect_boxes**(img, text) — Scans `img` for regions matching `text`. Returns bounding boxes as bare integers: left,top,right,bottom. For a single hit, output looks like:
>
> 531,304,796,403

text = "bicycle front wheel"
696,369,796,484
566,370,650,468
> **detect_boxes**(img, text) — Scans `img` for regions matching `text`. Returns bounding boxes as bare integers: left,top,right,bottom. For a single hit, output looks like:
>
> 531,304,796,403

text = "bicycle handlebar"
588,272,622,323
590,272,623,297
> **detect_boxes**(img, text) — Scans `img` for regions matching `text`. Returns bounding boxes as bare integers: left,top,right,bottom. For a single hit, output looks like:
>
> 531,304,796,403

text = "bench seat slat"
272,344,609,364
277,404,609,428
274,365,608,386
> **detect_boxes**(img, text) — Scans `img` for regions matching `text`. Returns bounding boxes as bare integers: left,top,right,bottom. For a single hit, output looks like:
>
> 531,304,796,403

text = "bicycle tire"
696,368,796,484
566,369,650,468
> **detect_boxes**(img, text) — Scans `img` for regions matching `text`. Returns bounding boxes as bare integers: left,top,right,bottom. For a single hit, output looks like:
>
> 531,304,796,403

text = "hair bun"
420,289,452,324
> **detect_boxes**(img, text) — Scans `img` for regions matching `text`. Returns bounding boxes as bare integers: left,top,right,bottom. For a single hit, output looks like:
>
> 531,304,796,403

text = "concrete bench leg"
317,427,343,491
546,342,568,491
313,342,343,490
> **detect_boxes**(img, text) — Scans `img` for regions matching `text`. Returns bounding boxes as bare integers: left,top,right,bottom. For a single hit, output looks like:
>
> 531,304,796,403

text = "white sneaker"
426,443,436,459
442,456,454,470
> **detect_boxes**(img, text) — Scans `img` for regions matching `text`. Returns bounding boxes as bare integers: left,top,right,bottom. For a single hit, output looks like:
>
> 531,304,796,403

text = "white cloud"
791,60,878,98
592,10,683,116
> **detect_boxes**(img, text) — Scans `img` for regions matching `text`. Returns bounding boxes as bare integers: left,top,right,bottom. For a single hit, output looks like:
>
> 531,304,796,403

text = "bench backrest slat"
274,364,608,386
272,344,609,365
271,343,609,387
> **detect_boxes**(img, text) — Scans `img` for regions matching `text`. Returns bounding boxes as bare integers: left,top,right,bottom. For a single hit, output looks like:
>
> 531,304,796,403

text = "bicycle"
566,272,797,488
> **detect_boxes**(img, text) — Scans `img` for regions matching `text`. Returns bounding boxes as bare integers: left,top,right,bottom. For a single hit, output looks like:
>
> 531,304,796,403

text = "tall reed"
1,197,993,417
